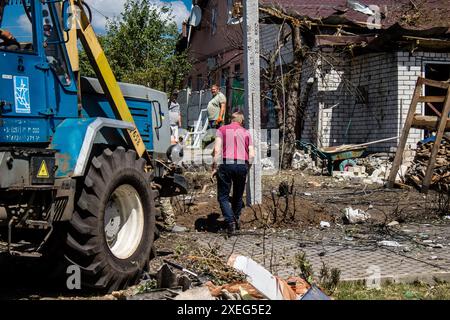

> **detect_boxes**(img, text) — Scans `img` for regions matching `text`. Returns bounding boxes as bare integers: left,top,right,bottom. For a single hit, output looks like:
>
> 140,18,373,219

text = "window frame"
0,0,37,55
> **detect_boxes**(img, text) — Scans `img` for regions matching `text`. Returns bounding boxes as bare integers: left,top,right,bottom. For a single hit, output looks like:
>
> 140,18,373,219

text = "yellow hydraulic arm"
69,0,147,159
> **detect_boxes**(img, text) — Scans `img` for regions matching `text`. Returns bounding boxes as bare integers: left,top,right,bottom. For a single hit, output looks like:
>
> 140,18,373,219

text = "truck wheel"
65,147,156,292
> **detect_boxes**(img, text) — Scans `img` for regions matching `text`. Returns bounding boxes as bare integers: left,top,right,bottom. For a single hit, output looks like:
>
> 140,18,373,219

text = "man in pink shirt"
212,111,255,235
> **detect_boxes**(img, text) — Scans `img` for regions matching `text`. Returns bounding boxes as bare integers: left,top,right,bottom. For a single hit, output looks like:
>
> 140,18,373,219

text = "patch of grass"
293,252,341,295
135,279,157,294
334,281,450,300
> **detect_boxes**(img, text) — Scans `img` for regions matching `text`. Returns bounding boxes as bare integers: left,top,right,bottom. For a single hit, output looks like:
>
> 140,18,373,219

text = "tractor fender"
50,117,135,177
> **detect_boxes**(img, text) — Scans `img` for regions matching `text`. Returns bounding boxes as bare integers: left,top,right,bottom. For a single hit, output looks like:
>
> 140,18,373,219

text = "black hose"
82,1,93,23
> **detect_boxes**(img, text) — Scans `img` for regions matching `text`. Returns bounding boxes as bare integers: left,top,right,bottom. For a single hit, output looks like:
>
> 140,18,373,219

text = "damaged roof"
259,0,450,31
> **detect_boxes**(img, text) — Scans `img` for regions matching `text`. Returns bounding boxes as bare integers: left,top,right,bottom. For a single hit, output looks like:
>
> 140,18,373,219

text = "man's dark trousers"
217,163,248,225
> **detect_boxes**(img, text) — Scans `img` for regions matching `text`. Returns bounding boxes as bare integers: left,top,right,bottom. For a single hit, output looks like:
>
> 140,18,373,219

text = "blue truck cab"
0,0,184,292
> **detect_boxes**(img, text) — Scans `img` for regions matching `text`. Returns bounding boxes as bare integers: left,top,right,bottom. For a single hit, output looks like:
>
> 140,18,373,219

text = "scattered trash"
261,157,276,171
239,287,256,300
430,256,439,260
320,221,331,228
344,207,371,224
347,0,377,16
303,192,312,196
344,236,354,241
387,221,400,227
307,181,322,188
443,216,450,220
378,240,402,247
163,259,209,284
286,276,311,297
300,284,331,300
227,254,297,300
207,282,264,300
219,289,241,300
423,240,433,244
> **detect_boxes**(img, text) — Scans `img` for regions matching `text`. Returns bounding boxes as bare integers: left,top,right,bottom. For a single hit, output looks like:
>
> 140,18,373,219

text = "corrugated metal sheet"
260,0,450,30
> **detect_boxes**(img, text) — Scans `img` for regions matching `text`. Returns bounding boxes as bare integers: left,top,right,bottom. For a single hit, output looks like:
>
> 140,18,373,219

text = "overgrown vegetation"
335,280,450,300
249,180,300,226
294,251,341,295
80,0,191,94
181,244,246,286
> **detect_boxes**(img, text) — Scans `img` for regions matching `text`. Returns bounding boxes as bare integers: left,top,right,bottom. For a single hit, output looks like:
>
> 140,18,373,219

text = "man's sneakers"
227,222,237,236
234,217,241,230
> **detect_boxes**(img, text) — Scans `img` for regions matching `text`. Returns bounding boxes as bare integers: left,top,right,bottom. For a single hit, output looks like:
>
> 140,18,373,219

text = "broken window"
0,0,34,52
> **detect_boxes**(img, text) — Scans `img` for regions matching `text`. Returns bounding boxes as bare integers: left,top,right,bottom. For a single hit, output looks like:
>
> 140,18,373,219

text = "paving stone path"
174,221,450,284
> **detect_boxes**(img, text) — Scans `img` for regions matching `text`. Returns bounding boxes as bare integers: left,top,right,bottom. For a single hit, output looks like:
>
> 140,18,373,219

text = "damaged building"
181,0,450,153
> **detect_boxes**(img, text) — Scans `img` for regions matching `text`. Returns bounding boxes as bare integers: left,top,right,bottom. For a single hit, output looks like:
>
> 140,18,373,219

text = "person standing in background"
207,84,226,129
168,91,181,143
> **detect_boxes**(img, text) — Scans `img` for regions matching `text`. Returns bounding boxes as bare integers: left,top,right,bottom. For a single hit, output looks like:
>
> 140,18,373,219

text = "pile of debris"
292,150,322,174
130,251,331,300
405,137,450,191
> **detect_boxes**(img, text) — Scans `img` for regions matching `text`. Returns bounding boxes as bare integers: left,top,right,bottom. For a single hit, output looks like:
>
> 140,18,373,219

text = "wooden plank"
422,90,450,193
315,35,374,46
426,102,442,117
412,115,450,131
418,96,446,103
421,78,450,89
387,80,423,188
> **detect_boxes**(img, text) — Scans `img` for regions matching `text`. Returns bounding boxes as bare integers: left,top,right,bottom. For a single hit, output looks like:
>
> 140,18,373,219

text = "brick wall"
300,50,450,153
397,51,450,150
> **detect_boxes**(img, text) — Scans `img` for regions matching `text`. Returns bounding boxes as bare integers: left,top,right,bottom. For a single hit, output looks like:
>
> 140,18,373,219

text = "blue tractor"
0,0,186,291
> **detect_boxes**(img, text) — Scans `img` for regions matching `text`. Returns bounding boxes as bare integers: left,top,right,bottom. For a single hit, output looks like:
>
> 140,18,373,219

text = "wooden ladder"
387,77,450,193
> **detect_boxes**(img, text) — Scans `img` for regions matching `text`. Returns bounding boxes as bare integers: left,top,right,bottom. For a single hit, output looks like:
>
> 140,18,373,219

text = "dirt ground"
169,170,447,233
0,169,448,300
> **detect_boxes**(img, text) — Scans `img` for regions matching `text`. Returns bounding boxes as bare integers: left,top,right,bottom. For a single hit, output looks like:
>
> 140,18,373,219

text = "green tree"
80,0,190,94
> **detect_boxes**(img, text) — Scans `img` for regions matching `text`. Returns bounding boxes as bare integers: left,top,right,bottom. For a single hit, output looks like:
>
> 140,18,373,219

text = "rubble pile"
356,153,392,176
405,137,450,191
292,150,322,174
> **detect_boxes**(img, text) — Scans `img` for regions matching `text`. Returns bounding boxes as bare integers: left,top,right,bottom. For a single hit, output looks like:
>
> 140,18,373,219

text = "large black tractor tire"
65,147,157,292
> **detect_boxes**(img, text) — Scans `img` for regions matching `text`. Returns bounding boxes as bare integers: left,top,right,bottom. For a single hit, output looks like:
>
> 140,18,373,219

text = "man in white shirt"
168,91,182,142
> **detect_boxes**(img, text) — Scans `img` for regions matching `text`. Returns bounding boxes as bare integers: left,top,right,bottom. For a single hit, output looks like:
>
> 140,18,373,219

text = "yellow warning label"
37,160,50,178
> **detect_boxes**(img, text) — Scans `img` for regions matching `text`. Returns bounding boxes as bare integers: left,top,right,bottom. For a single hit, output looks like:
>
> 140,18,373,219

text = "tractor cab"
0,0,77,145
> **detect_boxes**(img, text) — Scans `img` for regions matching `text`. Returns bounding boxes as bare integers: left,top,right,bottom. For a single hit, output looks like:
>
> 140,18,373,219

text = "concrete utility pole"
243,0,262,205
